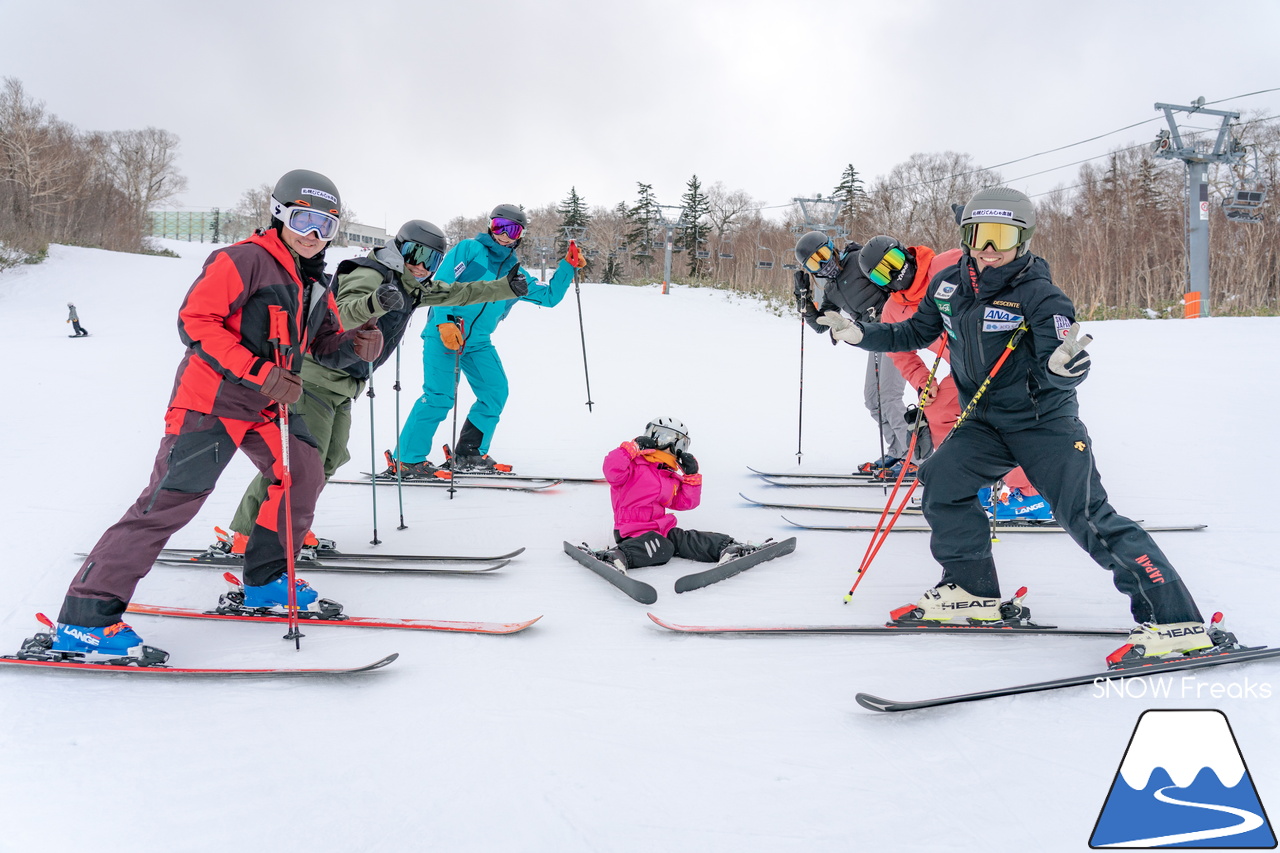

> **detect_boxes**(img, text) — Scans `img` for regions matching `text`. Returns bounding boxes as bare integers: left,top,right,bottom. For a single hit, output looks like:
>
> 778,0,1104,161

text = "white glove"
815,310,863,345
1048,322,1093,377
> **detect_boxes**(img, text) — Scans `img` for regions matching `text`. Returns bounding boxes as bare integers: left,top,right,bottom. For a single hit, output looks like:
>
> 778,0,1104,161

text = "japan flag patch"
1053,314,1073,340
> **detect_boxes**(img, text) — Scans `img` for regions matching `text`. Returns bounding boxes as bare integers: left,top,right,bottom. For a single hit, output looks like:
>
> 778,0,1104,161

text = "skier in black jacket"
817,187,1235,667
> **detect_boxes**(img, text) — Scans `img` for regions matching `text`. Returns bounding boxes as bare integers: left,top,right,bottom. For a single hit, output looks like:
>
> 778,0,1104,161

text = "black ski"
330,476,562,491
431,471,604,484
740,493,922,514
154,546,526,564
646,612,1128,637
781,515,1207,533
759,475,915,488
856,645,1280,712
673,537,797,593
562,541,658,605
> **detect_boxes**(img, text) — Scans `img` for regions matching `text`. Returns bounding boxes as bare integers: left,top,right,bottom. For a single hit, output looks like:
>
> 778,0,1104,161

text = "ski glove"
506,266,529,298
816,310,863,345
260,367,303,406
352,318,385,362
566,240,586,269
439,322,464,351
676,450,698,475
1048,322,1093,378
634,435,659,450
792,269,812,305
369,282,406,315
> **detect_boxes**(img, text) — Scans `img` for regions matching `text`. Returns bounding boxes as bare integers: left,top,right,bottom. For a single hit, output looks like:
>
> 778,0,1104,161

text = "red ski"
0,653,399,677
126,602,542,635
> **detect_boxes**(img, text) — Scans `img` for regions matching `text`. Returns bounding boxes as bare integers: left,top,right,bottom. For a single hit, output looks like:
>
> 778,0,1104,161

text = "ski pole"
393,342,406,531
267,305,302,648
570,244,594,412
843,326,1028,602
446,315,464,500
796,312,805,464
872,352,887,471
365,362,380,545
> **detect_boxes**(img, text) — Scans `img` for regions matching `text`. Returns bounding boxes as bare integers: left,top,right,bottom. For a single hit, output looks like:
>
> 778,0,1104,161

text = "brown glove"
352,317,384,362
260,367,303,405
439,322,464,351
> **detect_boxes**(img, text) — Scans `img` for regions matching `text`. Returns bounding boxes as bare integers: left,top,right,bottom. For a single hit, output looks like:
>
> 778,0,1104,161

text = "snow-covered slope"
1,241,1276,852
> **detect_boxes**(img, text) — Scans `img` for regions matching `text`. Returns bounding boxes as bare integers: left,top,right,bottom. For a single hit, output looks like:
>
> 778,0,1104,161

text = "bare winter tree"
102,127,188,239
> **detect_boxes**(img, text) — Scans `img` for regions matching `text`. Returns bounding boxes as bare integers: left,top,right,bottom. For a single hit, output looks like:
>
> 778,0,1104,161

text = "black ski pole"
872,352,887,470
796,311,805,464
571,249,594,412
393,343,406,530
365,362,380,545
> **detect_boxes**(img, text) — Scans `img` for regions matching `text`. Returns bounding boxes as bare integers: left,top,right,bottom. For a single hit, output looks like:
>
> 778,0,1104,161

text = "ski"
153,545,525,565
855,645,1280,712
563,541,657,605
431,470,604,484
781,515,1207,533
740,493,922,515
126,603,541,634
674,537,798,593
329,476,562,491
86,552,508,575
646,612,1129,636
0,653,399,676
759,475,915,488
748,466,913,482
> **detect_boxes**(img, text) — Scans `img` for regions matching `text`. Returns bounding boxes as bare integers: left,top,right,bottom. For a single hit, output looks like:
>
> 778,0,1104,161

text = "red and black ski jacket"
168,229,363,421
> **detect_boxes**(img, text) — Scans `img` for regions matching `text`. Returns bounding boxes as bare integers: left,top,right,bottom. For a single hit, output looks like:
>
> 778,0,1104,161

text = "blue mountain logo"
1091,709,1276,848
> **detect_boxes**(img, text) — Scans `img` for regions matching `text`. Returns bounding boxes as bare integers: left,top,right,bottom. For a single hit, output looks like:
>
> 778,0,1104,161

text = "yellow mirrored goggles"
803,244,835,273
867,247,907,287
962,221,1024,253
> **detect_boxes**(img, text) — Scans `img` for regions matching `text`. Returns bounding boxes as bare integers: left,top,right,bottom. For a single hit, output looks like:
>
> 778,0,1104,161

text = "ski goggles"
281,206,340,241
867,246,908,287
400,240,444,274
962,221,1025,253
802,243,836,274
649,426,690,453
491,217,525,240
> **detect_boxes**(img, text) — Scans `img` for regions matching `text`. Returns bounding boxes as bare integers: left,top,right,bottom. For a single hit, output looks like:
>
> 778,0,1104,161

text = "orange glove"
566,240,586,269
439,322,464,351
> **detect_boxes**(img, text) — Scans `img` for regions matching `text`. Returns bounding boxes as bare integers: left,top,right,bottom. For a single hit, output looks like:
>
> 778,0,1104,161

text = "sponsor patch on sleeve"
941,314,954,338
453,261,467,278
1053,314,1073,340
981,305,1024,333
935,299,952,316
934,281,958,300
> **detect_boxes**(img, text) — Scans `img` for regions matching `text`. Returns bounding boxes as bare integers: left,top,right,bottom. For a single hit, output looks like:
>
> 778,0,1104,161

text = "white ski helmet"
645,416,690,453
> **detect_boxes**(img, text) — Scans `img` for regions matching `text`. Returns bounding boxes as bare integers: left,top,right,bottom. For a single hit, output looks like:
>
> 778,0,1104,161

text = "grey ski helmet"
794,231,840,277
645,416,690,453
394,220,447,272
960,187,1035,256
858,235,915,292
270,169,341,220
490,203,528,227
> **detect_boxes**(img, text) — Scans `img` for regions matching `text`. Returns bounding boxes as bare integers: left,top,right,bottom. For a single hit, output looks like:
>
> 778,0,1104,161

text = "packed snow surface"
1,241,1276,852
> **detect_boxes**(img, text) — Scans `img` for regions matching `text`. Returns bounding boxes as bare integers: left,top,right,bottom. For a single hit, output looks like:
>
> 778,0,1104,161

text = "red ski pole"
268,305,302,648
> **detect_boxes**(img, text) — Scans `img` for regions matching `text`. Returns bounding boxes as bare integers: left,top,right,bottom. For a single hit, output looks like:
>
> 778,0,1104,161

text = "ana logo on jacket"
982,306,1023,332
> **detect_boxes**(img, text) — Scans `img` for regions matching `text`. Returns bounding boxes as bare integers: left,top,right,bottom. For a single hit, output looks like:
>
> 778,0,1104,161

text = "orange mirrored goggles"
962,221,1024,253
803,244,835,273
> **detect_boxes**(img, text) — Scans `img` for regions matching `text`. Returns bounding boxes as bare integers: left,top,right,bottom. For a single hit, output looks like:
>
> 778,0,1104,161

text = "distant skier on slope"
818,186,1239,667
46,169,383,663
66,302,88,336
592,418,763,571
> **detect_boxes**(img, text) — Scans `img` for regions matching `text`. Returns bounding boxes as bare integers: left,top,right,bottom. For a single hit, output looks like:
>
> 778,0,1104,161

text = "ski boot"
216,572,344,619
36,614,169,665
717,539,774,564
1105,612,1238,669
889,583,1030,626
205,526,248,560
378,450,441,480
594,547,628,573
857,454,900,475
871,460,917,481
442,445,513,474
979,485,1054,523
299,530,337,562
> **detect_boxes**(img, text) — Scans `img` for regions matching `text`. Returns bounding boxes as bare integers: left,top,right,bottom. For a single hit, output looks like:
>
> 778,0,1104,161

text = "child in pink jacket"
596,417,749,570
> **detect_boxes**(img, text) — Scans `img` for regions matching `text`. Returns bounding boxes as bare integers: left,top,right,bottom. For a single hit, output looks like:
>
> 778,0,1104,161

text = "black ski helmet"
490,203,528,227
395,220,446,255
644,416,690,453
858,235,915,292
270,169,341,221
794,230,834,266
960,187,1036,257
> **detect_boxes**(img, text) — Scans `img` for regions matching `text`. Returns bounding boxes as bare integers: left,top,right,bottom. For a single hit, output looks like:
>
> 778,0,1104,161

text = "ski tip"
854,692,897,712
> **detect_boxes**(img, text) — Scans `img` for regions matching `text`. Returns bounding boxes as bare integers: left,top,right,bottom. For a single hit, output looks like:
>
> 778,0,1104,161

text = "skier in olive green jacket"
214,219,526,555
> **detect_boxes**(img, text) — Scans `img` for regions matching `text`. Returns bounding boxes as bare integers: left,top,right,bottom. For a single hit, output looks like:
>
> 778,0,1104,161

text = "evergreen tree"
678,174,711,276
832,164,867,234
555,186,591,265
625,182,661,268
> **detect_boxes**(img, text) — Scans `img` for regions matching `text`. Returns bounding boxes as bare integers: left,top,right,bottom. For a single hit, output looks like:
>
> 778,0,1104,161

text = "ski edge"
0,652,400,676
125,604,542,634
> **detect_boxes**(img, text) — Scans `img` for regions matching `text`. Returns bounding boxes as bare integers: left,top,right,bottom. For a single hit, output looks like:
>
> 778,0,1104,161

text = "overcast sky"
6,0,1279,232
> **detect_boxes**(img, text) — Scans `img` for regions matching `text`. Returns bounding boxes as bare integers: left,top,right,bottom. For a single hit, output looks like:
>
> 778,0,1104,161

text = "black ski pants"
917,415,1202,625
613,527,734,568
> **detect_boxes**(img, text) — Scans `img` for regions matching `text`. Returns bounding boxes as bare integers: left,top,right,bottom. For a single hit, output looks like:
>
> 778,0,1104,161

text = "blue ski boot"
979,486,1054,522
231,573,344,618
50,619,169,665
